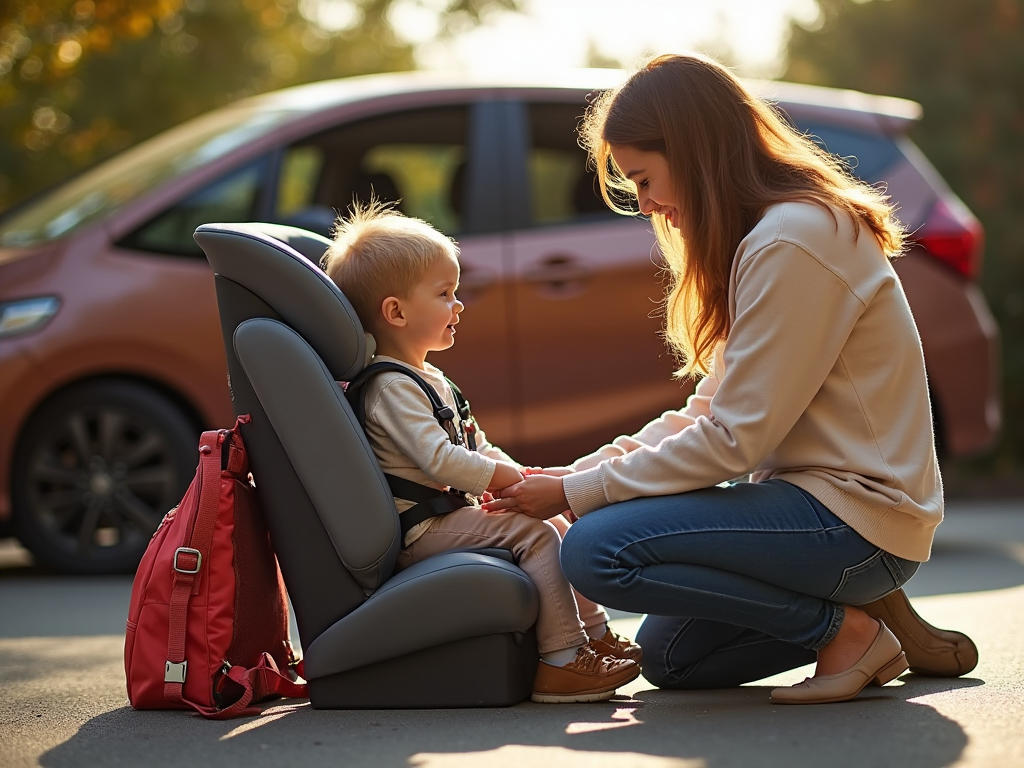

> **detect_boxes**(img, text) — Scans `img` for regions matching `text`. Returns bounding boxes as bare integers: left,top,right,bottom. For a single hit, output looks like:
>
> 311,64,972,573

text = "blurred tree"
0,0,518,210
786,0,1024,488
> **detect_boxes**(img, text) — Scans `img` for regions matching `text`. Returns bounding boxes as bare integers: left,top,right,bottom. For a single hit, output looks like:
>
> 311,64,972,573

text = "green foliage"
786,0,1024,482
0,0,518,211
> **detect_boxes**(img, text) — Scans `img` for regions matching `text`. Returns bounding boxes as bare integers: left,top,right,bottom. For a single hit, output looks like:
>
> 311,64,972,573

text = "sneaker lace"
570,642,617,673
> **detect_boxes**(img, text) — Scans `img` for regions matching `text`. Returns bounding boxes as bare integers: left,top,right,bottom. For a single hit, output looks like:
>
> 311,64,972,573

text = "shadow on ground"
38,676,978,768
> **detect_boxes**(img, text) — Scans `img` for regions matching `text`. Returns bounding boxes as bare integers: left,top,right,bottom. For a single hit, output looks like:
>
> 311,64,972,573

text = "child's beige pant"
395,508,607,654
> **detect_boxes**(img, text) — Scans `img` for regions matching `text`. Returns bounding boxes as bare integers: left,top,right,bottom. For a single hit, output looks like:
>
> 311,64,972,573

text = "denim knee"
634,620,674,688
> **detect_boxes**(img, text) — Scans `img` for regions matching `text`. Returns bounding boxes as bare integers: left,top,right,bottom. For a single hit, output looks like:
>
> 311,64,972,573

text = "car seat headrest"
195,222,366,382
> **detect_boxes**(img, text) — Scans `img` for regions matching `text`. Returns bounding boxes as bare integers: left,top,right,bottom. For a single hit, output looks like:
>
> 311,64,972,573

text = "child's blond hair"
321,200,459,331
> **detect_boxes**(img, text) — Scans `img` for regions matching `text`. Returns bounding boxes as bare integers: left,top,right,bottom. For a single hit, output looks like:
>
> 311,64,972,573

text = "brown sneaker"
861,588,978,677
532,642,641,703
590,627,643,663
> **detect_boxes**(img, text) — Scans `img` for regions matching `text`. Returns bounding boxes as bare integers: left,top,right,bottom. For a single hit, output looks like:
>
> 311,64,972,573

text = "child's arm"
487,461,524,492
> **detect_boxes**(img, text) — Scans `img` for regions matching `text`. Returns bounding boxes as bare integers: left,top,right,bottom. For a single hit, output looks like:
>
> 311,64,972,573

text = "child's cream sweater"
361,355,514,544
562,202,943,562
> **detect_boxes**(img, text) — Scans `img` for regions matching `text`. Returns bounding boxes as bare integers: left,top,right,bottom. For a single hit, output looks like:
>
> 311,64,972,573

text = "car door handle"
523,254,593,298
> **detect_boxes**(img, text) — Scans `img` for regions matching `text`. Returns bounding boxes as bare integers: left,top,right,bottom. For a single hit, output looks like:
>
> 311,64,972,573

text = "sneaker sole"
531,688,619,704
531,666,642,703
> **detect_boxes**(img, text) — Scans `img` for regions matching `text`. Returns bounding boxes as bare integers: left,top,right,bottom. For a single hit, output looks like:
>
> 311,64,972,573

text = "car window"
118,157,269,258
0,107,291,247
273,105,469,237
797,123,903,182
526,103,612,227
277,145,325,220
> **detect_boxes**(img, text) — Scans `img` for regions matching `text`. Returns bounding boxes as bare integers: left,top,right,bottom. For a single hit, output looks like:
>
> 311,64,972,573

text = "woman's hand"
482,474,570,520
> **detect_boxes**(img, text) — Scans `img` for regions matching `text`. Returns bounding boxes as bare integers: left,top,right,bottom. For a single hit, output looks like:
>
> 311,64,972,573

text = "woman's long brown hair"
580,53,906,378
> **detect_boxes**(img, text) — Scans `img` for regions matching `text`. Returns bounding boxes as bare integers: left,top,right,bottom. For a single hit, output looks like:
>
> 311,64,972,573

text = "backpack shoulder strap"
163,426,229,706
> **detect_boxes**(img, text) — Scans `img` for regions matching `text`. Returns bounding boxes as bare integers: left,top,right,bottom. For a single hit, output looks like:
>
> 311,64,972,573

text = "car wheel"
12,380,197,574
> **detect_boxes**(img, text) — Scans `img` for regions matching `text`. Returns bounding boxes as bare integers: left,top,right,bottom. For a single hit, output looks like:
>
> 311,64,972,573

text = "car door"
506,100,687,466
268,101,518,446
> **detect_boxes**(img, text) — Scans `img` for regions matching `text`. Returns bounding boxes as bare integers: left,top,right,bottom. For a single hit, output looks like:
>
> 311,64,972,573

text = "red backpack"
124,415,307,718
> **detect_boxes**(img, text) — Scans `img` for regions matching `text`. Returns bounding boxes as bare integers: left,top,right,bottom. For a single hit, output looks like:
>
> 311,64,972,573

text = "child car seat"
194,222,539,708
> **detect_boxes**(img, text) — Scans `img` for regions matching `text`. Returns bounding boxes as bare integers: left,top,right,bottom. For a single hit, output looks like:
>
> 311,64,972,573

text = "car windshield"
0,105,295,247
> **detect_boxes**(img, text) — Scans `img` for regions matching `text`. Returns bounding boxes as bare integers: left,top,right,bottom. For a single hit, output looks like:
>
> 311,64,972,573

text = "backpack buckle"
173,547,202,574
164,660,187,684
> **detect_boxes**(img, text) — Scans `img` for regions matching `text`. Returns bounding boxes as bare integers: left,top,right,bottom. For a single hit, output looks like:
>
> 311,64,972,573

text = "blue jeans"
560,480,919,689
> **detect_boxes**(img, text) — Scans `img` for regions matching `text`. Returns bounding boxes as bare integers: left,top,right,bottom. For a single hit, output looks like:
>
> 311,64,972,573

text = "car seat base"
308,630,538,709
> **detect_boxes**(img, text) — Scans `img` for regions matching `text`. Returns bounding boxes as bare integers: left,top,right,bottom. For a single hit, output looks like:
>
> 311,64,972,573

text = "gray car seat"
194,222,539,708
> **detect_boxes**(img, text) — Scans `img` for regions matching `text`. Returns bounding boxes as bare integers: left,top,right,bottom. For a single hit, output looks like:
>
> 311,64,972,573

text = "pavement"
1,498,1023,768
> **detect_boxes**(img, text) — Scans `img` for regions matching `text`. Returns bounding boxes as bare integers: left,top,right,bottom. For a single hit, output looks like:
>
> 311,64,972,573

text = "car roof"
238,69,922,135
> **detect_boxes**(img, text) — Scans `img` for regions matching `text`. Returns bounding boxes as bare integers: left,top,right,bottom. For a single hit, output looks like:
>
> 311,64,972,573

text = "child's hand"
487,461,524,492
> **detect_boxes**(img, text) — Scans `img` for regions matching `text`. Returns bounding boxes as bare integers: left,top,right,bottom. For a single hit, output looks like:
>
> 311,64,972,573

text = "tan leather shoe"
590,627,643,663
769,621,908,705
532,642,641,703
861,588,978,677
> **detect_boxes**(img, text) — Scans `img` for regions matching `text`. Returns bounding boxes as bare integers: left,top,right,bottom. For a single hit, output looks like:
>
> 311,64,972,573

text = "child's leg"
548,513,609,636
547,513,643,664
400,506,588,654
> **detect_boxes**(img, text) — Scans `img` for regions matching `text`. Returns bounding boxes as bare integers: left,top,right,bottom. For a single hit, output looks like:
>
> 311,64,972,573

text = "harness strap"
385,473,472,537
446,377,477,451
345,362,478,542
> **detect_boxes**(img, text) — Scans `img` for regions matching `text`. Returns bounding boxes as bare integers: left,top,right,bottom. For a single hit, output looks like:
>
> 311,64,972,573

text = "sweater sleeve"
370,376,496,496
562,239,869,516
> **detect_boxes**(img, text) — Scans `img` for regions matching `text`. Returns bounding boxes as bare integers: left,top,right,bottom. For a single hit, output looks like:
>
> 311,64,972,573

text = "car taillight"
913,197,984,280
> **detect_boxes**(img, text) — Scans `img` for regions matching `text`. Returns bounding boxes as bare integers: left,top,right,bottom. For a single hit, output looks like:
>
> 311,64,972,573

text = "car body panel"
894,249,1001,455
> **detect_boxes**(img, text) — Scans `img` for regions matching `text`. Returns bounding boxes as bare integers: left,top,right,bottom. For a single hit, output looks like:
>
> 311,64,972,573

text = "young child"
322,202,641,703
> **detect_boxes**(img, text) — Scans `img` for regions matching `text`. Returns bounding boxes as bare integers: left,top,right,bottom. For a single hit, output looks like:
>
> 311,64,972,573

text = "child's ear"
380,296,406,328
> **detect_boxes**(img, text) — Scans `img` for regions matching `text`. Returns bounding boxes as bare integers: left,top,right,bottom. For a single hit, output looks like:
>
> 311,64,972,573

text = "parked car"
0,71,1001,573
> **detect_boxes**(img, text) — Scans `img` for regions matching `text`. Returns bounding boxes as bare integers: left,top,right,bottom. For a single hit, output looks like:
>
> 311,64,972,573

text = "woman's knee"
634,615,681,688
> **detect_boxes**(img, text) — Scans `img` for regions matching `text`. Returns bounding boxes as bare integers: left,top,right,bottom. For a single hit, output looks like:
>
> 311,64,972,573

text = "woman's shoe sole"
769,651,909,705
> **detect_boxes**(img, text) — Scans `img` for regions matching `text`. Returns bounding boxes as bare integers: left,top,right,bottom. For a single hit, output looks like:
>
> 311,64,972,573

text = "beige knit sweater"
562,202,943,562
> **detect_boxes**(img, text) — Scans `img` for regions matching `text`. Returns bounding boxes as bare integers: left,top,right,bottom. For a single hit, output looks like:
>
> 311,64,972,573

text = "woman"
483,53,977,704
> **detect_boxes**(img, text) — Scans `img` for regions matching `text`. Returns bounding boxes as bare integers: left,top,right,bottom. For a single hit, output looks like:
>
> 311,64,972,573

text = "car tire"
11,380,197,574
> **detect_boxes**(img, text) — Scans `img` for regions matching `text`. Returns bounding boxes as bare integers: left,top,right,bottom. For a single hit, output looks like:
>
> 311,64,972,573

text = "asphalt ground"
1,499,1023,768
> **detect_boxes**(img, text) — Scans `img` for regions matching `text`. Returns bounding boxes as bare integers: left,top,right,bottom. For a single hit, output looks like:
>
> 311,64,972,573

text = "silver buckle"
173,547,202,574
164,660,187,684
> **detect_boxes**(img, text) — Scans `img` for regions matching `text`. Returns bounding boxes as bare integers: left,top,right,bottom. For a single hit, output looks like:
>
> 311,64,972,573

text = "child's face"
610,145,680,230
401,252,463,357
